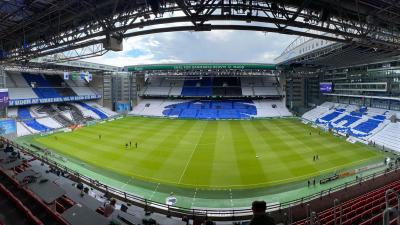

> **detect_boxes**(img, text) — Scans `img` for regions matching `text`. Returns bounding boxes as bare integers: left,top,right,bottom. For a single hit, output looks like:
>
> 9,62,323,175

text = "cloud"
83,29,297,67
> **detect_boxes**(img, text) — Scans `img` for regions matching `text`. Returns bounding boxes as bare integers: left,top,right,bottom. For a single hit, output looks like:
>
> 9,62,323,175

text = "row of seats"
142,76,280,97
304,102,394,139
131,99,291,118
14,102,114,135
293,180,400,225
17,107,53,132
0,164,69,225
163,100,258,119
6,72,98,101
369,122,400,152
0,182,43,225
303,102,400,153
164,108,257,119
76,102,108,119
22,73,64,98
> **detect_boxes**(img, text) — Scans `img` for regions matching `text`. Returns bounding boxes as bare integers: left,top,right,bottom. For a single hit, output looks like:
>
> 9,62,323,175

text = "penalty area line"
120,177,135,190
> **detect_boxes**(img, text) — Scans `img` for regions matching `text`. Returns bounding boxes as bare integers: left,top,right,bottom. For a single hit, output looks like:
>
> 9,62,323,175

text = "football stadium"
2,1,400,225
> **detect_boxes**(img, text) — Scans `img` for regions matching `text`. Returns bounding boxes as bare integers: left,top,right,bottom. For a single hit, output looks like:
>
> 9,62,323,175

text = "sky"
83,30,297,67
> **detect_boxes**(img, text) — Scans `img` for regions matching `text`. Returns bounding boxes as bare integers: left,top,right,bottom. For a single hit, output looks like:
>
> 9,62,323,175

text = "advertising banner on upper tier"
127,63,277,71
8,95,102,106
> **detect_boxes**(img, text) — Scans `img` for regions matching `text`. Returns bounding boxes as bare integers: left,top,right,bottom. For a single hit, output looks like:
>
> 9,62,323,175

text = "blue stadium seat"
319,111,343,122
218,109,239,119
212,101,233,109
173,102,191,109
17,107,52,132
77,102,108,119
22,73,61,98
333,115,360,127
181,78,213,96
315,105,387,138
189,102,206,109
167,109,183,117
352,118,383,134
162,100,257,119
350,111,363,117
359,107,368,114
180,109,198,118
373,115,386,121
197,110,217,119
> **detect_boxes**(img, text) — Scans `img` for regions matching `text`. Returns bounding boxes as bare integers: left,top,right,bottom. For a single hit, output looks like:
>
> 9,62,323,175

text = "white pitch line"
191,188,198,207
229,189,234,207
149,183,160,201
178,124,207,184
178,143,199,184
120,177,134,189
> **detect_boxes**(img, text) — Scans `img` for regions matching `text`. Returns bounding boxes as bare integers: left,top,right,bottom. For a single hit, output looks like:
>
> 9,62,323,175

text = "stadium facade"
276,35,400,115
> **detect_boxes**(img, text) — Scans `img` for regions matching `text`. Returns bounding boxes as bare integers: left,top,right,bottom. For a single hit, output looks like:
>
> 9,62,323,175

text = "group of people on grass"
98,134,138,149
125,141,138,149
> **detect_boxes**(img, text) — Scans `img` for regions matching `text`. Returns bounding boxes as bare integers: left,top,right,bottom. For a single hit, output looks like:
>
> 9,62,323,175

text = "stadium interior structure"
2,1,400,225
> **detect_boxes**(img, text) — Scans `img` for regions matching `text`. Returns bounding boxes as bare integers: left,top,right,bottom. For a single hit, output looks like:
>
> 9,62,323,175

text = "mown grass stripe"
33,117,384,189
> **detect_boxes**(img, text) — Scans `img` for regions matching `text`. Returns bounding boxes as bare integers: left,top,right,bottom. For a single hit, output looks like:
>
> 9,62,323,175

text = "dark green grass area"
31,117,384,190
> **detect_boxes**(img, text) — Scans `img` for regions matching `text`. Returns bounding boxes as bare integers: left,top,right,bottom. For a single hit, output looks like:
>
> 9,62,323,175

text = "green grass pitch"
33,117,383,189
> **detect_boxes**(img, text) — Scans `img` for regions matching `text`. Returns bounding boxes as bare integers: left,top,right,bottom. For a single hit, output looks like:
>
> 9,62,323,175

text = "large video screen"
0,89,9,107
320,82,333,93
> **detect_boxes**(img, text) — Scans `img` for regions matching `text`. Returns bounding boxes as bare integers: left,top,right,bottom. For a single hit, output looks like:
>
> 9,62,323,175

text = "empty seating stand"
17,107,52,132
370,122,400,152
181,78,213,96
44,75,77,97
141,76,282,97
36,105,73,127
212,77,242,96
319,109,345,122
162,100,257,119
0,167,69,225
77,102,108,119
353,117,384,134
7,72,99,107
0,183,42,225
293,180,400,225
309,103,393,139
22,73,61,98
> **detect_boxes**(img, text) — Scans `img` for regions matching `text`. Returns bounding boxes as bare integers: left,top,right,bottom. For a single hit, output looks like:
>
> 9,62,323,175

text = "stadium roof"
275,29,400,68
31,55,120,72
3,0,400,63
125,63,276,72
276,41,400,68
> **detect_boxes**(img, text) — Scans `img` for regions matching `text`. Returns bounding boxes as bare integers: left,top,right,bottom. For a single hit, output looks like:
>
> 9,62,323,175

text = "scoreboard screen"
320,82,333,93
